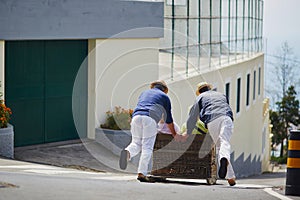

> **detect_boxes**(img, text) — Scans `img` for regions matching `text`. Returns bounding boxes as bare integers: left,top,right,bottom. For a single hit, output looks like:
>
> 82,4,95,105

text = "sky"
263,0,300,107
264,0,300,55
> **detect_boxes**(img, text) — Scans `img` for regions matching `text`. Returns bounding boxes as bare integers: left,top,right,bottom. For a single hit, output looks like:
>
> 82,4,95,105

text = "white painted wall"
261,109,271,172
227,54,268,172
86,35,269,174
88,38,160,138
0,41,4,97
167,53,270,174
83,0,269,176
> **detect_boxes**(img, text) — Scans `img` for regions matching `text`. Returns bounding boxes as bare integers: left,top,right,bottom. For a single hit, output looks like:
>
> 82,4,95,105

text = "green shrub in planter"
100,106,133,130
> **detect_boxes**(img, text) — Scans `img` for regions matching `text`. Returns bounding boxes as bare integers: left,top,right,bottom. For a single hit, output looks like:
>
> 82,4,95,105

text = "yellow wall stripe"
287,158,300,168
289,140,300,150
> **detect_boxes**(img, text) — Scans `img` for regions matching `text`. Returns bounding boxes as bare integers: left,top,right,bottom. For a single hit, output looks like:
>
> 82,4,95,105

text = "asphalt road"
0,159,297,200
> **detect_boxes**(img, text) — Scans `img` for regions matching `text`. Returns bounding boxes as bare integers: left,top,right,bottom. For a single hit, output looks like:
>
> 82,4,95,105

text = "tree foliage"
269,110,285,148
270,85,300,157
277,85,300,126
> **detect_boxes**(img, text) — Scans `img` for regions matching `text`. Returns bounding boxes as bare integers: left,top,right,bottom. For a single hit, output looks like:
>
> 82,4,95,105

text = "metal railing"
160,0,264,80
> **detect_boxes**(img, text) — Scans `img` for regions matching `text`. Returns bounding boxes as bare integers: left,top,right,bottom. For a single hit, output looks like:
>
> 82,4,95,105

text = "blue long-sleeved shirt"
132,88,174,124
186,90,233,135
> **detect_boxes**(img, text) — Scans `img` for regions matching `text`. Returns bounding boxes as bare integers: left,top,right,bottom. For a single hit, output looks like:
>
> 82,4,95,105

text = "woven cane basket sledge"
151,133,217,185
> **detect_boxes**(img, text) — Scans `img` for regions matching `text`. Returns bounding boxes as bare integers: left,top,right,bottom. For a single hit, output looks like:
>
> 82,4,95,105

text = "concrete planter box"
0,124,14,158
95,128,132,156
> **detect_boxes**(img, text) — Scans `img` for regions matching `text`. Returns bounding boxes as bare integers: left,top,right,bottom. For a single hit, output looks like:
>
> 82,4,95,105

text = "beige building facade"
166,53,270,177
0,0,269,177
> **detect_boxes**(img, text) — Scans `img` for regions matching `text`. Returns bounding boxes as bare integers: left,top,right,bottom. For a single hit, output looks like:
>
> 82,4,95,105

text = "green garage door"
5,40,88,147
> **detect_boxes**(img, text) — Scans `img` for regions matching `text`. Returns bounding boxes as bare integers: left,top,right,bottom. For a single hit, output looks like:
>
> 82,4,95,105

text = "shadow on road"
240,172,286,180
144,176,221,186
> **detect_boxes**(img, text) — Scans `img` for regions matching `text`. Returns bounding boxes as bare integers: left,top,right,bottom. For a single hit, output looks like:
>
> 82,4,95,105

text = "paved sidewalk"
14,139,117,173
14,139,143,174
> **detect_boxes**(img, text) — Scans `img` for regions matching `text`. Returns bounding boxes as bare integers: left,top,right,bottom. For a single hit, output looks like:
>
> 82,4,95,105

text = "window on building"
246,73,250,106
258,67,261,96
236,78,241,113
225,82,230,101
253,70,256,100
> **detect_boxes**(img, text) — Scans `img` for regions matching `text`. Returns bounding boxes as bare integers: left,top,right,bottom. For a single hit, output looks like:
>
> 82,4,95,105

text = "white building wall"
88,38,160,139
261,107,271,172
167,53,270,177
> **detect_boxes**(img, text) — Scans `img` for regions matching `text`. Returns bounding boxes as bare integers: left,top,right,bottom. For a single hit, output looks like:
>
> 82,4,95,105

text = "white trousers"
207,116,235,179
125,115,157,176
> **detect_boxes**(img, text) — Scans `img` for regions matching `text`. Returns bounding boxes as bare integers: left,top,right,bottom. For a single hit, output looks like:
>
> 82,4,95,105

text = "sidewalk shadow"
240,172,286,180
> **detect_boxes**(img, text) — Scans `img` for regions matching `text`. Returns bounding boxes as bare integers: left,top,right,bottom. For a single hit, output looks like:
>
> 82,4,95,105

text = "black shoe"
218,157,228,179
119,149,128,170
137,174,156,183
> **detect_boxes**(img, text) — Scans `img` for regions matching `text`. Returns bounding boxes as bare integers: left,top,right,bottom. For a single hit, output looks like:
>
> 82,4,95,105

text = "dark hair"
198,86,210,94
153,84,167,92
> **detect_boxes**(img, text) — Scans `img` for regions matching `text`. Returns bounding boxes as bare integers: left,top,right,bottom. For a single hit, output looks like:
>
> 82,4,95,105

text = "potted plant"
100,106,133,130
0,81,14,158
95,106,133,155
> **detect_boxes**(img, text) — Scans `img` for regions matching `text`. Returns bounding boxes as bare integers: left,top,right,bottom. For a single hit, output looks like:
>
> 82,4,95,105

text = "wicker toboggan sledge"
151,133,217,185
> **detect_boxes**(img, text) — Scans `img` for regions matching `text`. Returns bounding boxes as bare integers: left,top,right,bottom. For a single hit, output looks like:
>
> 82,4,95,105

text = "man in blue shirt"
184,82,236,186
119,80,181,182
